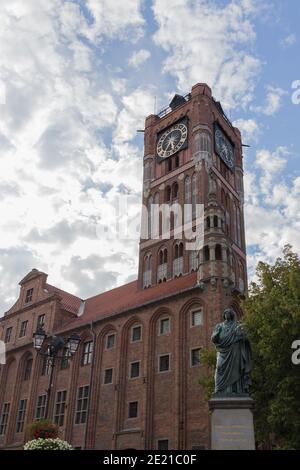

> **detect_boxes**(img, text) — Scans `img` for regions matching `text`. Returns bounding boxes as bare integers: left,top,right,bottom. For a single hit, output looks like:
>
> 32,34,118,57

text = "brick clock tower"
138,82,247,312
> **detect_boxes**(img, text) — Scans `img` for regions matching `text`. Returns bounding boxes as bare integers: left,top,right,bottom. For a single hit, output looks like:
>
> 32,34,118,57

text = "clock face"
215,125,235,170
156,122,188,159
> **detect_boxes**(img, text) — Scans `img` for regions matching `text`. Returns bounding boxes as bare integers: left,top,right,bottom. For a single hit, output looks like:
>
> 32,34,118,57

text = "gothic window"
172,182,179,200
165,186,171,203
157,248,168,282
173,242,184,277
192,173,197,219
167,158,172,172
215,244,222,261
152,192,160,239
174,154,179,168
233,203,238,243
189,250,198,272
143,254,152,288
214,215,218,228
148,196,153,239
206,216,210,229
204,245,210,262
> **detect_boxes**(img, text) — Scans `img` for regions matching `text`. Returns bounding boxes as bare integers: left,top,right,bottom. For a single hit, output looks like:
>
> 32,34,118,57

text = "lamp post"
33,327,81,419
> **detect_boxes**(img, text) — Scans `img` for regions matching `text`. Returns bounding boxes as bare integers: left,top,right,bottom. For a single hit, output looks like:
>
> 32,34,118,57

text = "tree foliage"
242,245,300,449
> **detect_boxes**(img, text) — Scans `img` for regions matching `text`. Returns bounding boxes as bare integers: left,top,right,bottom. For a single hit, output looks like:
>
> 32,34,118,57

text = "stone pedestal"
209,396,255,450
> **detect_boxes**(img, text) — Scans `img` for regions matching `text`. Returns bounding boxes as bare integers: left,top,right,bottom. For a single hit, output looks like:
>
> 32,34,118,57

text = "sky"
0,0,299,314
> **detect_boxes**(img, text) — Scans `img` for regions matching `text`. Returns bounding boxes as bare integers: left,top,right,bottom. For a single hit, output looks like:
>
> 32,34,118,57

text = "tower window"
189,250,198,272
192,173,197,219
172,182,179,200
167,158,172,172
215,244,222,261
143,254,152,288
165,186,171,203
214,215,218,228
206,216,210,229
204,245,210,262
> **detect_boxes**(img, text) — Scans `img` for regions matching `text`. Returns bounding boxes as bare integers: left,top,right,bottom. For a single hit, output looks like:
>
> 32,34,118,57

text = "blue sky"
0,0,299,313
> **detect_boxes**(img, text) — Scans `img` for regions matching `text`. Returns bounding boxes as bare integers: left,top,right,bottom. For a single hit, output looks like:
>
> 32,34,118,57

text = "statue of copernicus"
211,308,252,396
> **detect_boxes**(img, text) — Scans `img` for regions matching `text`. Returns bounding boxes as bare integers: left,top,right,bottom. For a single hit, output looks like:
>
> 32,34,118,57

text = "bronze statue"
211,308,252,396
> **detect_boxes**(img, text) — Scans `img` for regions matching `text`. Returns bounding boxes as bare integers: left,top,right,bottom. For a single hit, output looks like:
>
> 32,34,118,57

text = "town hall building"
0,83,247,450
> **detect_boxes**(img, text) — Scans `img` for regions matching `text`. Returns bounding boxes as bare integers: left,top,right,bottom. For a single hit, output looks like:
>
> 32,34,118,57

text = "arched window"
165,186,171,203
214,215,218,228
215,244,222,261
157,248,168,282
189,250,198,272
225,194,230,236
172,182,179,200
152,192,159,239
168,158,172,172
192,173,197,219
143,254,152,288
174,154,179,168
148,196,153,239
221,189,226,206
204,245,210,262
173,242,184,277
206,216,210,229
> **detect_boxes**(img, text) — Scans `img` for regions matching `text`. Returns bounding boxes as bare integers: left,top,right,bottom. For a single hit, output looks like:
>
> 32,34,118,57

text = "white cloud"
0,0,146,314
152,0,261,109
281,33,297,47
233,118,260,143
254,85,287,116
244,145,300,282
129,49,151,68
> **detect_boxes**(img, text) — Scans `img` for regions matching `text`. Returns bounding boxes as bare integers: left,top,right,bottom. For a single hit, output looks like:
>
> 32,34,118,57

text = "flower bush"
26,419,59,441
24,438,73,450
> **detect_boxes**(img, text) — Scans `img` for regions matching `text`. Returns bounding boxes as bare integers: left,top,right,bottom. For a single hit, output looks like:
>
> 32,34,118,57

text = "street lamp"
33,328,81,419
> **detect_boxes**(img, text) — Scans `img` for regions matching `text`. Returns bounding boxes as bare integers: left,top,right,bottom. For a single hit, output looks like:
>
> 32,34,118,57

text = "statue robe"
212,320,252,395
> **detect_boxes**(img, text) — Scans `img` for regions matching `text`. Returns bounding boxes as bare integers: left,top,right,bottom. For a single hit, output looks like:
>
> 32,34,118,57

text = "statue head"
223,308,235,322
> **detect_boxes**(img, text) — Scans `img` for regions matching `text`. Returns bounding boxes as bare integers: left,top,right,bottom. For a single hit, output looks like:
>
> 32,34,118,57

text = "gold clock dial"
156,122,188,158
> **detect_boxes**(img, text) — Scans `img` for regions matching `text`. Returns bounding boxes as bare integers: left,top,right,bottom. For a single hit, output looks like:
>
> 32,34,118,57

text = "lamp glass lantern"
67,333,81,355
33,327,46,350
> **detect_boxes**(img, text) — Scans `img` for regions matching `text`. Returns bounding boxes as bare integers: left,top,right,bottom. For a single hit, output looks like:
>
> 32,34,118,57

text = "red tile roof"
45,284,82,315
56,272,198,331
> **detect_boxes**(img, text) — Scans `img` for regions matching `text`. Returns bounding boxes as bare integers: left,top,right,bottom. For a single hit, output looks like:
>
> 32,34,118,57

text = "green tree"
242,245,300,449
